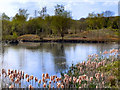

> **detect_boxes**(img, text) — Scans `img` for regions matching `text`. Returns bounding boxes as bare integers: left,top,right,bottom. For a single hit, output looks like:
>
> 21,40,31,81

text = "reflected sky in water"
0,42,118,78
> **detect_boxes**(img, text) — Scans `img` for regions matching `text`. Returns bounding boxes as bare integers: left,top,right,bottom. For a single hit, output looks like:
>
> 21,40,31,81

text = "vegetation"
97,60,120,88
60,49,120,88
1,4,119,41
17,34,40,41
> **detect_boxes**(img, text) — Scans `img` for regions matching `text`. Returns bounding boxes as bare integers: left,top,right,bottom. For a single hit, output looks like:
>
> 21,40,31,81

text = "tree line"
1,4,119,40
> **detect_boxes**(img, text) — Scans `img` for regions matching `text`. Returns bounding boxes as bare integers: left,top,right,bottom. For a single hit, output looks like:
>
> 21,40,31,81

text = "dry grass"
17,29,119,42
17,34,40,41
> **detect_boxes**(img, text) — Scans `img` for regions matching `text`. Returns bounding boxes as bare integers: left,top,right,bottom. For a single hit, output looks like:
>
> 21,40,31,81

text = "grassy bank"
2,29,119,43
44,29,119,42
10,29,119,43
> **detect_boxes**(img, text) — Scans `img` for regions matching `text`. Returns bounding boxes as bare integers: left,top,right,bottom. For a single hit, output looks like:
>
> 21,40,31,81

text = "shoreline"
2,37,119,44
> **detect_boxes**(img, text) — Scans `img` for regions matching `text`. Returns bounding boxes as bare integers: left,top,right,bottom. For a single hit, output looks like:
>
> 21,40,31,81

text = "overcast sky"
0,0,119,20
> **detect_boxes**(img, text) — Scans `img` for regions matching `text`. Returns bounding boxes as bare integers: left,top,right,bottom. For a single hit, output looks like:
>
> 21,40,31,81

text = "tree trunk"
61,29,64,40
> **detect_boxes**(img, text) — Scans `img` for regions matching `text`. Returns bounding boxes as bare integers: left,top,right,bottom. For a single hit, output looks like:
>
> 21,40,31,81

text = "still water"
0,42,118,78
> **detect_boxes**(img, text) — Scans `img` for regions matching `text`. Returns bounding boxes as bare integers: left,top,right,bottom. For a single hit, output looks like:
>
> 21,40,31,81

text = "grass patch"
17,34,40,41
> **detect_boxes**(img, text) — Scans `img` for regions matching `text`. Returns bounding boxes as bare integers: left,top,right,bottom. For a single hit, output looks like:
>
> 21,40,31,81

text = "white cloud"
0,0,19,16
102,1,118,6
65,1,73,11
0,0,118,19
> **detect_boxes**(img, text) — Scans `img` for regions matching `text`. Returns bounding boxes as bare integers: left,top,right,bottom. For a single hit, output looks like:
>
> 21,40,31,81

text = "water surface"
0,42,118,78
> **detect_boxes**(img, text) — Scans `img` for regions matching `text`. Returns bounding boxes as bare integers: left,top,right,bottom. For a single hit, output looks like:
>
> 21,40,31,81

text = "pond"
0,42,118,80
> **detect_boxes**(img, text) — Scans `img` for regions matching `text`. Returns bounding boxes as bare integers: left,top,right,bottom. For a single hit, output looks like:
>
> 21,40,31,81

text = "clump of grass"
17,34,41,41
97,60,120,88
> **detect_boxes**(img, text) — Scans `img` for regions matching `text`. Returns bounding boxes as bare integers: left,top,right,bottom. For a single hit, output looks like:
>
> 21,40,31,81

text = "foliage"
50,15,71,38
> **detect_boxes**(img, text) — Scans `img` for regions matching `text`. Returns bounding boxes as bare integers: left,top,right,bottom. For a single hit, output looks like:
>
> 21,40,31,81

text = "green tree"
2,20,12,36
38,7,48,19
2,13,12,38
44,16,53,36
55,4,64,16
2,13,10,20
26,17,46,37
112,16,120,29
12,9,29,35
51,4,71,39
86,12,105,30
103,11,114,17
71,20,80,34
79,18,87,31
